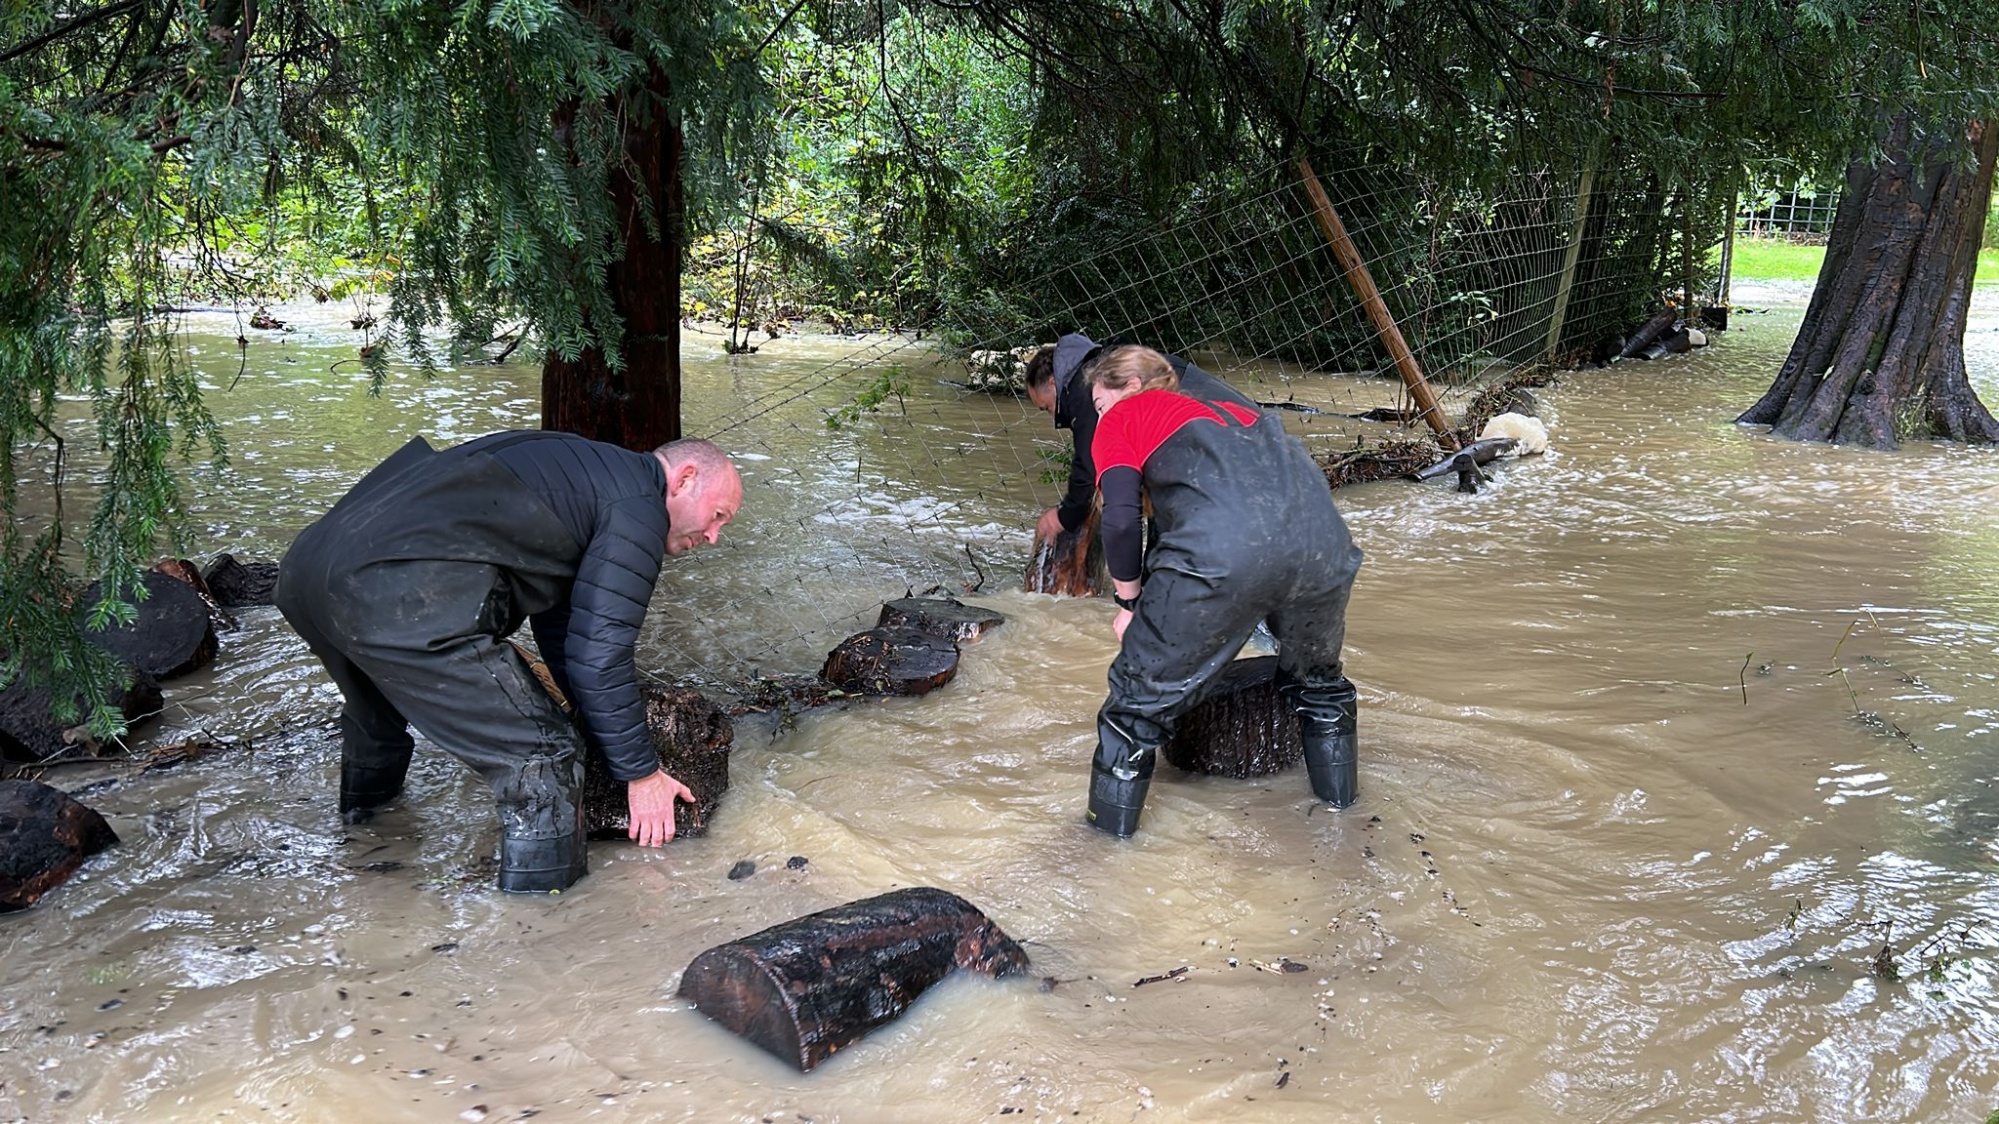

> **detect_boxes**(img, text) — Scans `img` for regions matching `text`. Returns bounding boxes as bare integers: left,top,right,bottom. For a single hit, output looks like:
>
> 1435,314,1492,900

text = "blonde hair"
1085,346,1180,395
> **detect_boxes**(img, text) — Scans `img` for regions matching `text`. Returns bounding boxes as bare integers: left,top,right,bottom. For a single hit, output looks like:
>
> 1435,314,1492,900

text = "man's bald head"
653,439,742,556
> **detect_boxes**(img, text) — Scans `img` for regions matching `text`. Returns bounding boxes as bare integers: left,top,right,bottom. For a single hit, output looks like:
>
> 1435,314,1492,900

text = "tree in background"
1738,116,1999,446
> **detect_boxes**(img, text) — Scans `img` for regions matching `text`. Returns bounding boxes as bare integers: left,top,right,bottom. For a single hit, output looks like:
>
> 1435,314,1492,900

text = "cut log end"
821,627,960,696
1162,656,1304,778
0,780,119,912
78,571,219,681
876,597,1006,643
679,887,1028,1071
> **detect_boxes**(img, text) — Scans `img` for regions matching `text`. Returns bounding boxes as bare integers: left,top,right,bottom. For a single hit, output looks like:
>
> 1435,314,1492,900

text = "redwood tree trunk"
542,65,684,451
1738,115,1999,447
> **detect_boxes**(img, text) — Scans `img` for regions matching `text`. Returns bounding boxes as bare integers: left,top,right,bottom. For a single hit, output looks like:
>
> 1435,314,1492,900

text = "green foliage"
823,365,908,429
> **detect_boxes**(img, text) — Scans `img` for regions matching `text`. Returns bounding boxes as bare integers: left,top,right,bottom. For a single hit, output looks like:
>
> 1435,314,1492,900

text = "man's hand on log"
627,770,696,847
1034,506,1065,546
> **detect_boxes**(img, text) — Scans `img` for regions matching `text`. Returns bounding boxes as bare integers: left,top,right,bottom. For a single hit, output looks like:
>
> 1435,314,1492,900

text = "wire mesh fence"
1737,180,1842,242
637,156,1702,692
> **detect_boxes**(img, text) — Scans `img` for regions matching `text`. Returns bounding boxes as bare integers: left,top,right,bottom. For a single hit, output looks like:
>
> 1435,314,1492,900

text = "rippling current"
3,293,1998,1122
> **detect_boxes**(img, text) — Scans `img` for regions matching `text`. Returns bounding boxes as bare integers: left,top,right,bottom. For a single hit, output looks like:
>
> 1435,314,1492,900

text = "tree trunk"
1739,116,1999,447
542,65,684,451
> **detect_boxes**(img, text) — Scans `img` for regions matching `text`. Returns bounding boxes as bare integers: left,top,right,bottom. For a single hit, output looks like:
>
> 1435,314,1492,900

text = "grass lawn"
1729,235,1999,285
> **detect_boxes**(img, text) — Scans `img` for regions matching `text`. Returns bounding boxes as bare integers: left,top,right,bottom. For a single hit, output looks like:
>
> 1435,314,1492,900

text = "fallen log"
680,886,1030,1071
77,571,219,680
1162,656,1304,778
0,779,119,912
1405,437,1517,492
0,665,163,763
1618,308,1678,359
876,597,1006,643
201,553,281,608
1026,507,1103,597
582,685,735,840
821,627,959,696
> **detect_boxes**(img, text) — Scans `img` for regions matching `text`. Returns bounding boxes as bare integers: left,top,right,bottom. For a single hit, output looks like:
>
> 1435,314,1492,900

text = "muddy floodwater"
4,295,1999,1123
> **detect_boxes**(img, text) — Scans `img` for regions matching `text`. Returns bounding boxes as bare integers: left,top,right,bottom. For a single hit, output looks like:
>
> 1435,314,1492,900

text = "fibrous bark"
680,886,1030,1071
1739,116,1999,447
201,553,279,607
582,685,734,840
1162,656,1303,778
1026,508,1104,597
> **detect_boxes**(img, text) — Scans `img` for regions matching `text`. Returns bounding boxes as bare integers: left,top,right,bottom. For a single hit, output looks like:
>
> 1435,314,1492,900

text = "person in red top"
1084,347,1364,837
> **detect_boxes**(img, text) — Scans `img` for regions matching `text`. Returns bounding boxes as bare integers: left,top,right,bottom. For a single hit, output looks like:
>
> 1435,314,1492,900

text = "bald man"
277,431,741,893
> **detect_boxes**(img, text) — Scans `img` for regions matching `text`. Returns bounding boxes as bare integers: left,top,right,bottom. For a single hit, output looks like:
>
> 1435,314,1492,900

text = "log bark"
154,559,236,632
1619,308,1678,359
201,553,279,607
1739,115,1999,447
1161,657,1303,778
582,685,734,840
821,627,959,696
77,571,218,680
541,65,684,450
0,666,162,763
680,886,1030,1071
0,779,118,912
876,597,1006,643
1026,508,1104,597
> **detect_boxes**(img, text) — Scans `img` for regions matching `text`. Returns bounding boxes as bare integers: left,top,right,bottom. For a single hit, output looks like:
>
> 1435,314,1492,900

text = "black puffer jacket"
1049,334,1258,533
302,430,670,781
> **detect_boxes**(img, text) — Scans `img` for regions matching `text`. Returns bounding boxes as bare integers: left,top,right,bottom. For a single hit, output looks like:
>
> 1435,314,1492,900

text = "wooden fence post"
1545,144,1598,363
1295,156,1458,450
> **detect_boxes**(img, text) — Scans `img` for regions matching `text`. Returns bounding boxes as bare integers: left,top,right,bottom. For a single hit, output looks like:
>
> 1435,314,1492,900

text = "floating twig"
1132,966,1189,987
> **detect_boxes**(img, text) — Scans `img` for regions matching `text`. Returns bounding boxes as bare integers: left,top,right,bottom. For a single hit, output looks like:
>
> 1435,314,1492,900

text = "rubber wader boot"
1300,691,1359,808
339,757,411,824
497,758,589,894
1085,717,1157,838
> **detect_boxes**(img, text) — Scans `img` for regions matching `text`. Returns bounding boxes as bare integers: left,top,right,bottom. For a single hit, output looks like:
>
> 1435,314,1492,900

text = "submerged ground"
2,290,1997,1122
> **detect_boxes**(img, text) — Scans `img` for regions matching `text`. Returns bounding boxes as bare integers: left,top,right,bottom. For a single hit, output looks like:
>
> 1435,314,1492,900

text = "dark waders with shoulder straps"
1086,403,1363,837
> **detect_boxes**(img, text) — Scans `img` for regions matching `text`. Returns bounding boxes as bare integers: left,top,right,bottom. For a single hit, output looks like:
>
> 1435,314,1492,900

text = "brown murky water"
4,294,1999,1122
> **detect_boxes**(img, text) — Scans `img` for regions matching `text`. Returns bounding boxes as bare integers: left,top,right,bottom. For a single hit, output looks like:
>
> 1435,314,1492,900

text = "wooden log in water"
1618,309,1678,359
0,780,119,912
582,685,735,840
876,597,1006,643
78,571,219,681
821,627,959,696
679,886,1030,1071
201,553,280,607
1161,656,1304,778
508,643,735,841
0,665,163,764
153,558,237,632
1025,507,1104,597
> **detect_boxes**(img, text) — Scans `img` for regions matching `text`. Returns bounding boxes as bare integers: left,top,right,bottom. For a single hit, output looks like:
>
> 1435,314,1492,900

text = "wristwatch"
1113,592,1140,611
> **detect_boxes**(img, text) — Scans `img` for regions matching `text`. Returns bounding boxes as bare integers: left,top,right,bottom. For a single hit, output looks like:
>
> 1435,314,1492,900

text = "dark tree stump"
582,685,735,840
200,553,281,608
1161,657,1304,778
876,597,1006,643
680,886,1030,1071
77,571,219,681
821,627,959,696
0,780,119,912
0,666,163,764
1026,508,1104,597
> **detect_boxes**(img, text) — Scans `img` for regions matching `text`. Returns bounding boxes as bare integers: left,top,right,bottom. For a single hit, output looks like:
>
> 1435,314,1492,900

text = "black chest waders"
1086,405,1363,837
277,436,610,893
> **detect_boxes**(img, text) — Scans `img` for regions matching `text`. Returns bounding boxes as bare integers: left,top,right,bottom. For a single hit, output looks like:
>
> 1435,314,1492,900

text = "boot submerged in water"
1086,714,1159,838
496,756,589,893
